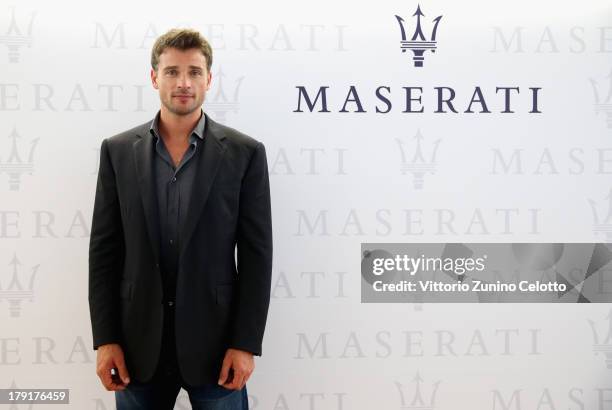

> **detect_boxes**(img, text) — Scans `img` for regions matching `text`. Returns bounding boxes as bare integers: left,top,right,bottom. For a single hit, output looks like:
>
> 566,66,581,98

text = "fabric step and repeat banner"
1,0,611,408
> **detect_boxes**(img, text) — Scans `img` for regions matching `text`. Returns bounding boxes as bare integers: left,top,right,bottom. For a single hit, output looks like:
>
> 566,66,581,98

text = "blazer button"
167,301,174,307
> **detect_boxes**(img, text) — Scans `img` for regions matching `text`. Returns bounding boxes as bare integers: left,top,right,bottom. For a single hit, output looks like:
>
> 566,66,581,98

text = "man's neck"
158,106,202,142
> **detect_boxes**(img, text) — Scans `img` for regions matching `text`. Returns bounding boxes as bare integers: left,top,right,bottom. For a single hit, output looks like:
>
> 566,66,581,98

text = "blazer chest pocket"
216,284,235,306
119,280,133,300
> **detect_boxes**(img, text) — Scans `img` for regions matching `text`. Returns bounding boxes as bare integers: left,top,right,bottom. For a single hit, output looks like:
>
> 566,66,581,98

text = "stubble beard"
162,94,204,116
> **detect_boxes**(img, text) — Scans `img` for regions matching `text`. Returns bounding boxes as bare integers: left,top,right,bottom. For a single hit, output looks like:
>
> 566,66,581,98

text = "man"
88,28,272,410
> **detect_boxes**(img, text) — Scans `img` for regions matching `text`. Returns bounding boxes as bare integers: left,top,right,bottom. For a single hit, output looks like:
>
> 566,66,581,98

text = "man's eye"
167,70,177,75
191,71,202,76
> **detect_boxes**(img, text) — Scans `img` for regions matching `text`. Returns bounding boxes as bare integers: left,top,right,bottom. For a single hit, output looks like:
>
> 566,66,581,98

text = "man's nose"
177,73,191,89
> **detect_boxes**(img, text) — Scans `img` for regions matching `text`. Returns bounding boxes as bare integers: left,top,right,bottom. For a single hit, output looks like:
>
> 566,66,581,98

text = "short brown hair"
151,28,213,73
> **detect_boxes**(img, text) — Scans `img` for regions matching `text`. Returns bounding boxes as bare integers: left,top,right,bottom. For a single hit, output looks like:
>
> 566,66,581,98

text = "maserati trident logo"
590,69,612,129
395,371,441,410
0,6,36,63
395,4,443,67
588,308,612,369
0,127,40,191
0,253,39,318
588,189,612,241
395,129,441,189
206,67,244,124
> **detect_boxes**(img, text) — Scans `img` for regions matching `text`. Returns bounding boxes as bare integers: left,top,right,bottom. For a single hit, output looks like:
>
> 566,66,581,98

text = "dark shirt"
149,108,206,379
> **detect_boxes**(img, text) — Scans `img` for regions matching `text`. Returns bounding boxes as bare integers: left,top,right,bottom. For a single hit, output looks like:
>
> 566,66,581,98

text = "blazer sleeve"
88,138,125,350
230,141,273,356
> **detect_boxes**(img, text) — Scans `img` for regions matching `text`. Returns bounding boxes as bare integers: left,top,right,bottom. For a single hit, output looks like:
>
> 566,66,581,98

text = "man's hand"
218,348,254,390
96,343,131,391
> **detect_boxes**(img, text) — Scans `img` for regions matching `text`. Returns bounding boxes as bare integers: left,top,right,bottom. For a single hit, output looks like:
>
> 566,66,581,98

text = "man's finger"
242,370,252,387
114,355,131,384
224,370,244,390
98,368,125,391
109,380,127,391
217,357,231,385
237,373,247,390
97,366,113,390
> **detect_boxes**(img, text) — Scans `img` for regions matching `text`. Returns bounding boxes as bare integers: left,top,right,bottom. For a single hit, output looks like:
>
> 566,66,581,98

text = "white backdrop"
1,0,612,408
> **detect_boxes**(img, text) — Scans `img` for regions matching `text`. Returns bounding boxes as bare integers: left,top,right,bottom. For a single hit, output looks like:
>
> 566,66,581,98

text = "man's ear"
151,69,159,90
206,71,212,91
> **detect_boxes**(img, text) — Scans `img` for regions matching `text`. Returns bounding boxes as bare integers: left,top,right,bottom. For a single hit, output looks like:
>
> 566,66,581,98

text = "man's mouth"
173,95,193,103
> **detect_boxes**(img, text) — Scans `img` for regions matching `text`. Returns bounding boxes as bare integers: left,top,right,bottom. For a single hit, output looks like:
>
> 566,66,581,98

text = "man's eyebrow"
162,65,204,71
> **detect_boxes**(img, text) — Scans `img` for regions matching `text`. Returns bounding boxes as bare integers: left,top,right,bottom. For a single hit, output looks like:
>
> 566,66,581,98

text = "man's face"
151,47,211,116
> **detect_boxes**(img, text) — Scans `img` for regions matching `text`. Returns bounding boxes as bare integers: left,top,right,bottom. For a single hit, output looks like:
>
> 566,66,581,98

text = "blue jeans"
116,302,248,409
115,372,248,410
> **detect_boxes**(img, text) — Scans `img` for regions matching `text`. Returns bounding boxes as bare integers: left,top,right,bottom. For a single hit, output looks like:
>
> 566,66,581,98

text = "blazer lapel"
132,113,227,266
179,113,227,260
133,125,162,267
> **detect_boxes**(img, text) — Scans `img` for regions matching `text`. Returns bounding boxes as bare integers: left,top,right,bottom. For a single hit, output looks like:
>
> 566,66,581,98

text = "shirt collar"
149,108,206,141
